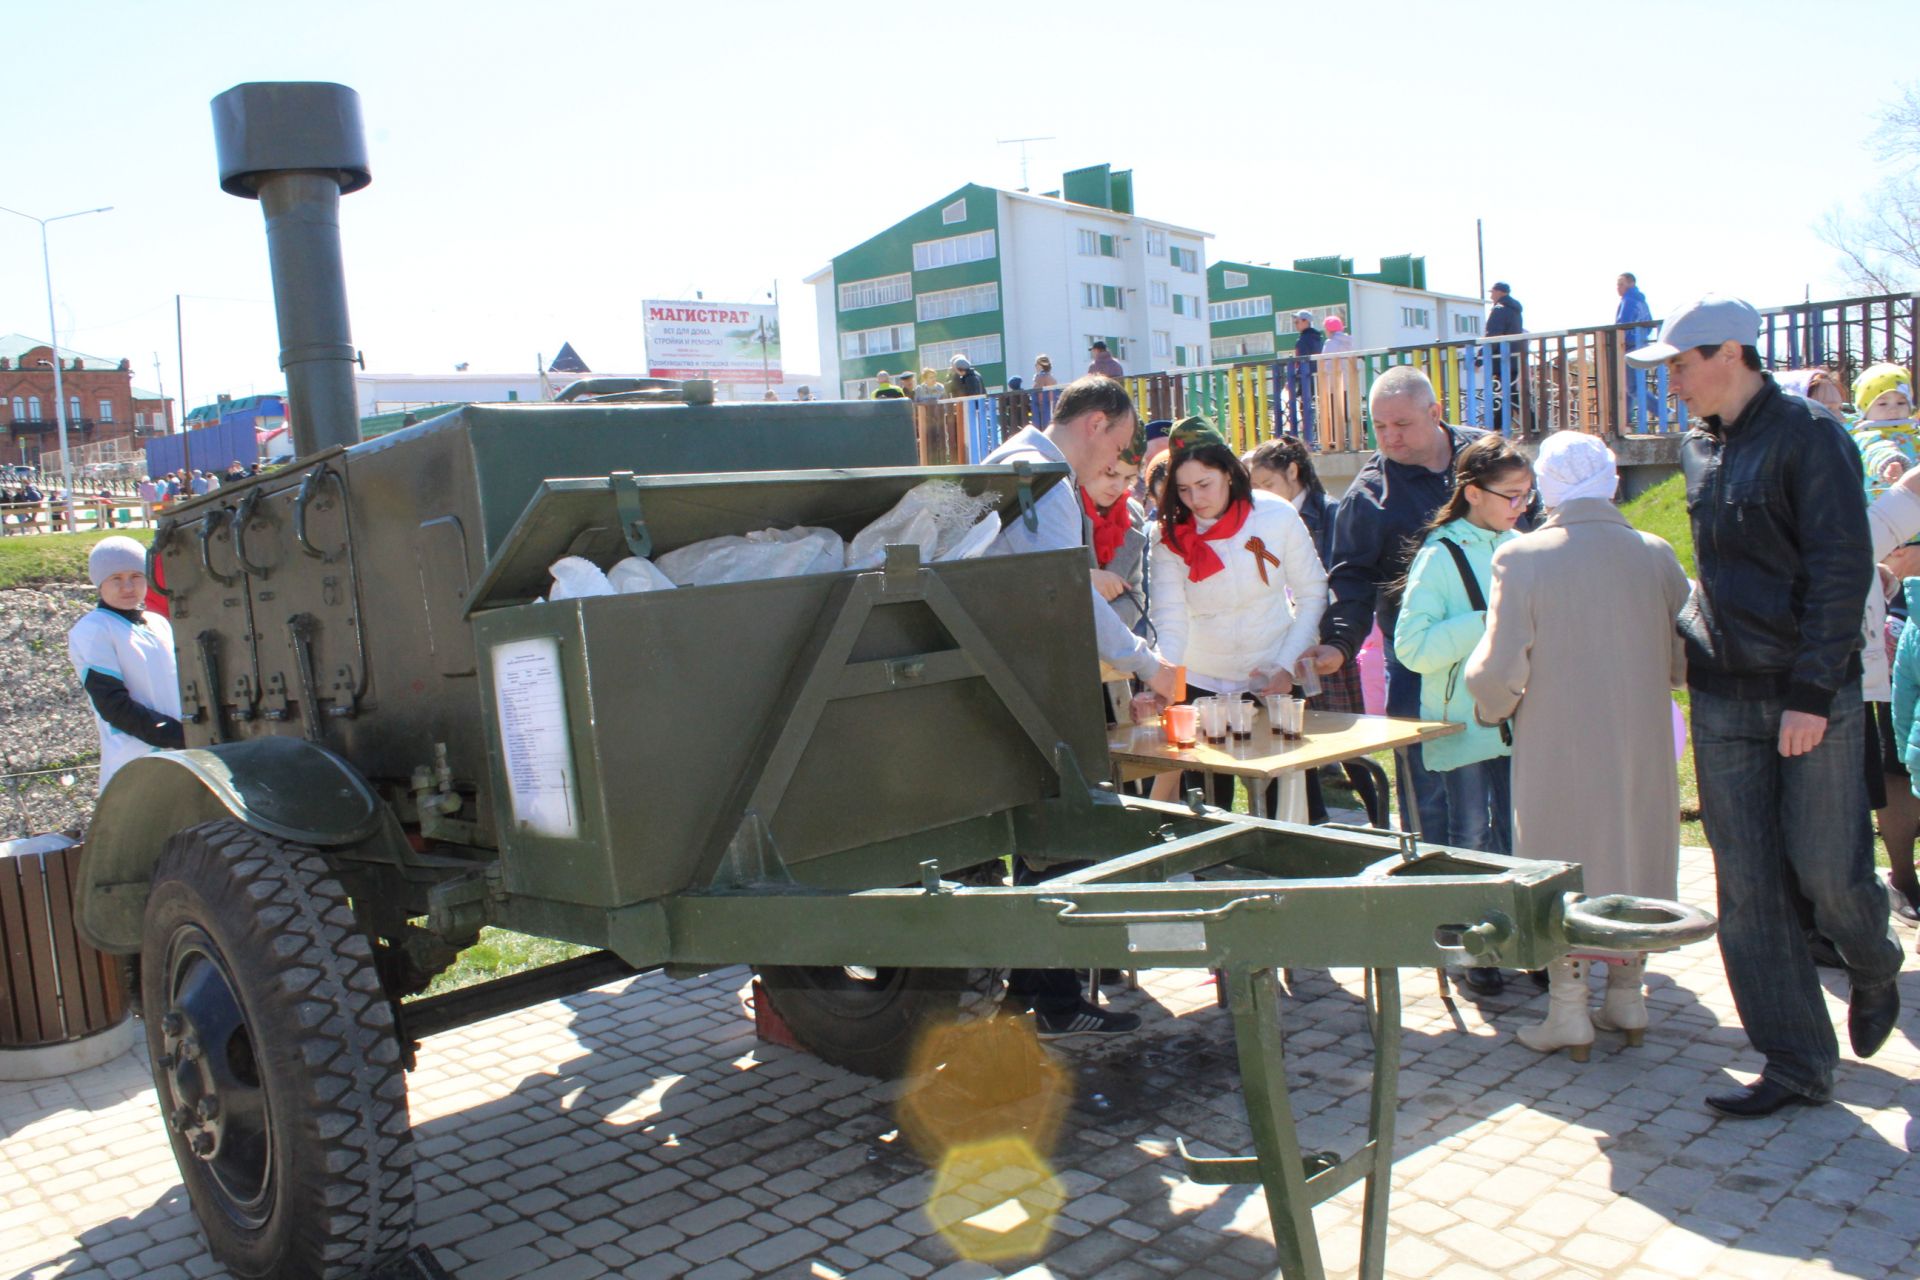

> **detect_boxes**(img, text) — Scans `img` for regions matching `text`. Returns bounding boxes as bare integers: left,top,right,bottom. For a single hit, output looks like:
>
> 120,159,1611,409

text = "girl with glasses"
1394,435,1533,861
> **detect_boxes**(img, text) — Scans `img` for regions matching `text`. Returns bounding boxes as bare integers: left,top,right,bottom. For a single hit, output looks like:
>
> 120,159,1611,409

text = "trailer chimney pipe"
211,82,370,455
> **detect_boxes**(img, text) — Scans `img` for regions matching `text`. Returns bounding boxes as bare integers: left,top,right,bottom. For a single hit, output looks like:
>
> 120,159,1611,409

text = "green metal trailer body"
68,79,1717,1280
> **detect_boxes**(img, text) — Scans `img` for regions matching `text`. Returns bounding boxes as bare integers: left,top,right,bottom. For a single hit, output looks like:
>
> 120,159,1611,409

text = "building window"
1175,293,1201,317
1076,229,1118,257
8,396,21,421
840,272,913,311
1146,229,1166,256
1400,306,1431,329
1284,304,1348,332
69,396,81,421
135,411,147,429
99,400,114,422
28,396,41,419
841,322,916,359
1152,330,1172,358
1223,269,1249,289
1079,284,1126,311
1175,344,1203,367
1150,281,1169,307
913,229,996,271
1454,314,1481,335
1207,297,1274,323
921,333,1003,371
1170,246,1199,273
1210,332,1275,361
843,378,875,400
941,198,967,225
917,281,999,322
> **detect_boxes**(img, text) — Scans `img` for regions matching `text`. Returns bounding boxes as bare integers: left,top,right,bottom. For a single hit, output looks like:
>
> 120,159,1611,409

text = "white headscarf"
1534,431,1618,508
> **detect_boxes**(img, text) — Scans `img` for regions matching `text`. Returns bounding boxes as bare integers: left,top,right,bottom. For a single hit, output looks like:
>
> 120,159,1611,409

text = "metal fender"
75,738,386,953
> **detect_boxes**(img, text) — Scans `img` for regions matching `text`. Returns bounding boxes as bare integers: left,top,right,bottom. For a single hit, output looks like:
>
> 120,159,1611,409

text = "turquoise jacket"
1394,518,1517,771
1891,579,1920,789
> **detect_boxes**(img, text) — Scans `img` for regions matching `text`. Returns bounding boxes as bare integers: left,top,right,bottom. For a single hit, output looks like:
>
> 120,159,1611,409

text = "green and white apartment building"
1207,255,1484,364
806,165,1213,399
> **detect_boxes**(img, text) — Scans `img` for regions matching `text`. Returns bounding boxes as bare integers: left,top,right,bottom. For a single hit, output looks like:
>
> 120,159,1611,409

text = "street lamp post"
0,203,113,515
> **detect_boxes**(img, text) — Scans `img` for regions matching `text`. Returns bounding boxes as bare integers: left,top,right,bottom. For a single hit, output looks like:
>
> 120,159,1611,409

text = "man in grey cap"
1628,294,1903,1118
1287,310,1324,437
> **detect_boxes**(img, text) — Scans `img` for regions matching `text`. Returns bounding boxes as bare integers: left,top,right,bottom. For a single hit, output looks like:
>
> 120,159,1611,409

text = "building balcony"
6,418,96,436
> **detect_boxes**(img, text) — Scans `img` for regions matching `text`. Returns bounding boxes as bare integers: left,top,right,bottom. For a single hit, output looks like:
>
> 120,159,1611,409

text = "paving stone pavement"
2,847,1917,1280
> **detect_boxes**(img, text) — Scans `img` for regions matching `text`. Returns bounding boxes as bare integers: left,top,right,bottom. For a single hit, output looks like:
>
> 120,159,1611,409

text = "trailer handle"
1036,893,1281,925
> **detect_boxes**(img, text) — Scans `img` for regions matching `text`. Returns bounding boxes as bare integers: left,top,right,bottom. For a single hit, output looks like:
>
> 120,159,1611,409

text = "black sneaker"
1035,1002,1141,1037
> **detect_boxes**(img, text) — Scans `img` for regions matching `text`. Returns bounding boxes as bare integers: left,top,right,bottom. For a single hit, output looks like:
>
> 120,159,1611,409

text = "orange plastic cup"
1162,703,1199,749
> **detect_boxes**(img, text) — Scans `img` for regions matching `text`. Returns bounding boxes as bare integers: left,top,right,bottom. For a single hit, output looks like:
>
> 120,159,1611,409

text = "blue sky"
1,0,1907,408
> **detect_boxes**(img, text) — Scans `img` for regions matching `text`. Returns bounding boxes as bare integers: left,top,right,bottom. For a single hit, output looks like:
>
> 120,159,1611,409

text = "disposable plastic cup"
1227,697,1257,740
1278,697,1306,739
1264,693,1289,734
1164,704,1199,748
1197,697,1230,743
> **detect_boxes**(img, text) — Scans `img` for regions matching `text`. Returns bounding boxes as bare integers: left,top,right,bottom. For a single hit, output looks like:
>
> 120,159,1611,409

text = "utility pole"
0,202,113,515
1476,219,1486,302
177,294,192,474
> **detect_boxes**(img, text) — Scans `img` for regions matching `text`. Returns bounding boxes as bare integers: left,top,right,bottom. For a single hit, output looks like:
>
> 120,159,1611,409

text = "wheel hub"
159,925,274,1228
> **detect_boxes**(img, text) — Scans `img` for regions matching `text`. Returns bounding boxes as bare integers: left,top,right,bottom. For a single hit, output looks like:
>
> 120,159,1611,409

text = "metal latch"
1012,460,1039,532
611,471,651,559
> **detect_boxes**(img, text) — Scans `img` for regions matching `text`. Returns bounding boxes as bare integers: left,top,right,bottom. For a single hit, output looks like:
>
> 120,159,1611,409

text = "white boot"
1516,957,1594,1061
1590,955,1648,1047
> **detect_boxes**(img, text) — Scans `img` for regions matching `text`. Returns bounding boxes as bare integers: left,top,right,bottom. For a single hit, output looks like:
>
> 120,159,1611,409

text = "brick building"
0,334,174,468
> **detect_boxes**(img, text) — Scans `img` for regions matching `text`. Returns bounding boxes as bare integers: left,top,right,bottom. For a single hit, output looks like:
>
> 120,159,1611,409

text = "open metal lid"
463,463,1072,615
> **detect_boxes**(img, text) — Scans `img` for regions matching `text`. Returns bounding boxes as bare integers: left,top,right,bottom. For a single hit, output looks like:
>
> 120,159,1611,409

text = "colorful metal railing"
912,291,1918,464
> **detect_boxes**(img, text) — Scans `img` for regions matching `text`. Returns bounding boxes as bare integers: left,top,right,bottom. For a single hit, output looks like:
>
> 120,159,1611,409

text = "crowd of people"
971,292,1911,1118
59,293,1910,1113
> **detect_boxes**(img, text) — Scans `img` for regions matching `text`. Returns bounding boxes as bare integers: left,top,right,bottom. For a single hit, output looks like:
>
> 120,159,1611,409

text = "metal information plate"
1127,922,1208,953
492,636,580,838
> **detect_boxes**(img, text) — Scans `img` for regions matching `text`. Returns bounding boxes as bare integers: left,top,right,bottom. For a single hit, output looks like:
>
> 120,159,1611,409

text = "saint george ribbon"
1244,536,1281,585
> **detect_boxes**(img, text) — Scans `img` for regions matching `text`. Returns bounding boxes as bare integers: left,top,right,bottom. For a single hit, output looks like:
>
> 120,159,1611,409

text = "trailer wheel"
141,820,414,1280
756,964,1006,1078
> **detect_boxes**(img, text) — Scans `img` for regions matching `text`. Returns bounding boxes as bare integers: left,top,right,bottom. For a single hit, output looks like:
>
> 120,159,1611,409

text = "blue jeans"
1382,639,1451,841
1692,688,1904,1099
1439,756,1512,854
1287,361,1316,439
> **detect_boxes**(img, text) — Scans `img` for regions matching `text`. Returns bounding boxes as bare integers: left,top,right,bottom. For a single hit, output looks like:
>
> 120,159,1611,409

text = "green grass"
0,528,153,590
1618,474,1695,579
414,928,592,999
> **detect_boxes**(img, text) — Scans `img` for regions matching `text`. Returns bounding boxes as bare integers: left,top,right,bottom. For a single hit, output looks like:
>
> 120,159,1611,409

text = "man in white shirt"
980,375,1177,1036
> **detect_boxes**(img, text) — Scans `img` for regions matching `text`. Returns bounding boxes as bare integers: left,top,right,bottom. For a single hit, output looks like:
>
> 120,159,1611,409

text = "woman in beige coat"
1464,432,1691,1060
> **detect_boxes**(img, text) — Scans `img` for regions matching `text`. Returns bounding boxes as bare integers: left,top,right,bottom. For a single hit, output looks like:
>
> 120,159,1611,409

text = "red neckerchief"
1082,488,1132,567
1163,498,1253,582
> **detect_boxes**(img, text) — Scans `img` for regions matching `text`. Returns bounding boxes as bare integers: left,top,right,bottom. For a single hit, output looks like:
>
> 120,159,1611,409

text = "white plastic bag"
656,525,847,586
547,555,615,600
937,510,1002,562
847,480,1002,569
608,556,676,594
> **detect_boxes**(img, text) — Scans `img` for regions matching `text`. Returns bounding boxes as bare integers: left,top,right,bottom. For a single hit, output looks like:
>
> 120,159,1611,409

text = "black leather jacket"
1681,376,1871,715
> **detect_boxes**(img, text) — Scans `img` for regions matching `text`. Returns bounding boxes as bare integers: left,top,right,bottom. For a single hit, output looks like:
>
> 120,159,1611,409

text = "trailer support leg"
1176,965,1402,1280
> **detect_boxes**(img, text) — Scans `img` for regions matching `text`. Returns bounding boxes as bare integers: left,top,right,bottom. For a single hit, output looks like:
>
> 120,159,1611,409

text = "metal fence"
0,765,97,842
914,290,1918,464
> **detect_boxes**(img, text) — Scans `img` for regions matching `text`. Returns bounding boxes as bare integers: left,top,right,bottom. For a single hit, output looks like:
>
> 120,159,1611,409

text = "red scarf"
1082,488,1132,568
1163,498,1253,582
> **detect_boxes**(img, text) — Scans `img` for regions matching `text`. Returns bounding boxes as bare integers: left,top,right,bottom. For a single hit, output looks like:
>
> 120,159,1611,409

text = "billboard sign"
642,300,782,383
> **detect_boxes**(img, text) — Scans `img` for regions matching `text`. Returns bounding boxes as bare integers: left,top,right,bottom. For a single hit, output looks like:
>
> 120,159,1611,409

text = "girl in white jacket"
1149,418,1327,812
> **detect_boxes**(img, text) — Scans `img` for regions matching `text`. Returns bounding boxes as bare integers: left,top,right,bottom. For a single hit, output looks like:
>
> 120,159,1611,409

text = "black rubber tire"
141,820,414,1280
756,964,1006,1078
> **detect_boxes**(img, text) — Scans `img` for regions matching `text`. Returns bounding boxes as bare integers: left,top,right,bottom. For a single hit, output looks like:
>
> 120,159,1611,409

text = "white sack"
656,525,847,586
847,480,1002,569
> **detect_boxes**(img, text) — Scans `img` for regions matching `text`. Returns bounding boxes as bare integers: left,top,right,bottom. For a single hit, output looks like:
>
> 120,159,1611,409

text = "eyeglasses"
1475,484,1535,510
